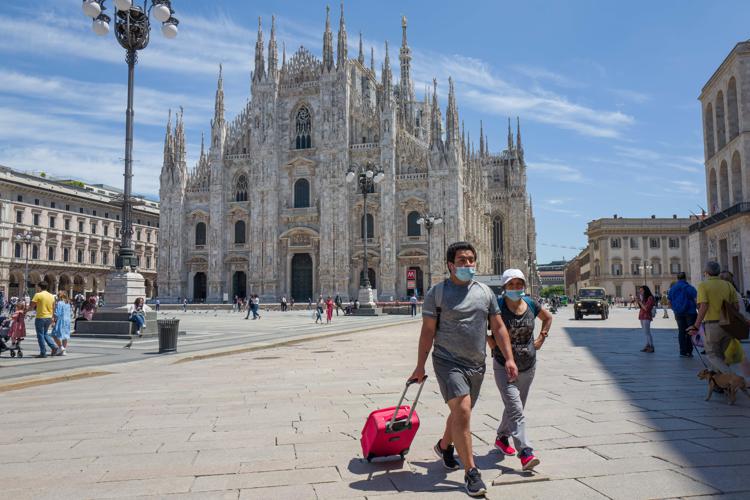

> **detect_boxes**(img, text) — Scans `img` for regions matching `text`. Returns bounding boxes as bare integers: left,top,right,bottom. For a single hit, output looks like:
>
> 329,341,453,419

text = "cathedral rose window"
294,106,312,149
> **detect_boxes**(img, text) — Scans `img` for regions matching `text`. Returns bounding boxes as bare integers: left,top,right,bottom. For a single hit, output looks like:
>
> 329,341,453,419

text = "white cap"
500,268,526,287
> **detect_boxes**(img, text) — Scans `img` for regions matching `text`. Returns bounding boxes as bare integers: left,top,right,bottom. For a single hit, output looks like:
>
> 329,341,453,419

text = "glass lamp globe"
346,171,356,183
416,218,425,225
92,18,110,36
82,0,101,18
161,22,178,39
365,169,374,179
113,0,132,11
153,4,172,22
373,171,384,183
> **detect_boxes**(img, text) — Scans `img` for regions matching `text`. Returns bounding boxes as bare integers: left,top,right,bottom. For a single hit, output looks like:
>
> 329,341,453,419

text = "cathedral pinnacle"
381,40,393,97
254,17,265,82
516,116,524,158
358,32,365,65
282,41,286,69
163,108,173,169
445,76,459,148
370,46,375,74
398,14,414,131
430,78,443,149
268,15,278,78
322,5,334,72
336,2,347,70
507,117,513,151
479,120,485,157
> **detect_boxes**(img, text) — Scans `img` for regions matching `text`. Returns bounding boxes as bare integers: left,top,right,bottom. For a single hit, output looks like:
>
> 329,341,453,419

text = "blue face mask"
505,290,526,301
454,266,476,282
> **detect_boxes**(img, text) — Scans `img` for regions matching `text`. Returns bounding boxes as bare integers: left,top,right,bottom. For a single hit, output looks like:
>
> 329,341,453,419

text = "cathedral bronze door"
291,253,313,302
232,271,247,299
193,272,207,303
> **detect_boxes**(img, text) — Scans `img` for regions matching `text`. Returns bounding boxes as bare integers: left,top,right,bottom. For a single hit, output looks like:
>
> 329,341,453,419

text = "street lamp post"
346,164,384,311
639,263,653,288
15,231,41,298
416,214,443,291
81,0,178,306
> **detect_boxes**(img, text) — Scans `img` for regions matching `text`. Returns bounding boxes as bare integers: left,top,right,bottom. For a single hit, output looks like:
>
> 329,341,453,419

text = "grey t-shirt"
422,279,499,368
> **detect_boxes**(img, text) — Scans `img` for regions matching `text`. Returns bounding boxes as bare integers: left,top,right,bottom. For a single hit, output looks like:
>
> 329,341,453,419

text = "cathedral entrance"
407,267,424,297
232,271,247,299
193,272,207,302
291,253,313,302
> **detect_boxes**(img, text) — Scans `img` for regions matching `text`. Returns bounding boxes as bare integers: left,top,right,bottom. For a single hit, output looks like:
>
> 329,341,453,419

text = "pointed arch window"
294,178,310,208
234,220,246,244
235,175,248,202
361,213,374,239
195,222,207,246
407,211,421,237
294,106,312,149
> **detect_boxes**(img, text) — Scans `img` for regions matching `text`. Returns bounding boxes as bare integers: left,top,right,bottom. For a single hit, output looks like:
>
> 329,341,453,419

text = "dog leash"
692,343,710,369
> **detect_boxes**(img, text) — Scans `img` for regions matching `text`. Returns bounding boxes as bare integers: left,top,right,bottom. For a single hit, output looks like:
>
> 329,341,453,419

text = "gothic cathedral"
158,6,537,302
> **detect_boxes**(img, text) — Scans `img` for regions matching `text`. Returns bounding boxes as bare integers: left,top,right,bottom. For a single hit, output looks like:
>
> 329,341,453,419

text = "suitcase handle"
387,376,427,432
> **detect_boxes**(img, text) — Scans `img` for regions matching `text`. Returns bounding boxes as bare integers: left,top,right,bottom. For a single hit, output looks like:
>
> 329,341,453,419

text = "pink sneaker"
519,448,540,471
494,436,516,456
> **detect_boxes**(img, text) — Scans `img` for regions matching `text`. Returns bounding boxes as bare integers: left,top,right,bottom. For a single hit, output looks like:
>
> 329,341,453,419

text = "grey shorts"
432,355,485,407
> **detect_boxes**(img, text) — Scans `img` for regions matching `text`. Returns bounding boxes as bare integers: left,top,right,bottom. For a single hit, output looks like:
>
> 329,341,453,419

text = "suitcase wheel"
17,350,23,358
10,350,15,358
366,453,375,463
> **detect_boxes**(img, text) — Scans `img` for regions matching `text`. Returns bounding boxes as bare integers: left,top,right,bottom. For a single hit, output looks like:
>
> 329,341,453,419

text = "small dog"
698,369,750,405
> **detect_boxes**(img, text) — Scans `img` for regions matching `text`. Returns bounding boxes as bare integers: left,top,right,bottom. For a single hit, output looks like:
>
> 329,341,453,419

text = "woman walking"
51,291,72,356
489,269,553,471
636,285,656,352
314,296,324,324
325,296,334,324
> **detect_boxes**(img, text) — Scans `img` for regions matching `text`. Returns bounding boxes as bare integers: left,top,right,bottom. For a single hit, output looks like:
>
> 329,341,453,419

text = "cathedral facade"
158,6,536,302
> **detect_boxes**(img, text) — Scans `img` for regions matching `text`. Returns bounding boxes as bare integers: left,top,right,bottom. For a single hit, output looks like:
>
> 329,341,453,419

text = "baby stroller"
0,317,24,358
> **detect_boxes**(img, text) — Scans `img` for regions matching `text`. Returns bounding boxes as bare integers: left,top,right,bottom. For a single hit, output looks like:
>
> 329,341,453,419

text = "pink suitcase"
360,377,426,462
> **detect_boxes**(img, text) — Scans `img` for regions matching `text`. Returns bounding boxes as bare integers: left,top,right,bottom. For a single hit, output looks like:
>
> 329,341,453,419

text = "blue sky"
0,0,745,263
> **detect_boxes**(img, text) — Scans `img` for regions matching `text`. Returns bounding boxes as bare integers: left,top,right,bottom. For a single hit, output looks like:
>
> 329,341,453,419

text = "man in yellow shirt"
31,282,58,358
689,261,739,372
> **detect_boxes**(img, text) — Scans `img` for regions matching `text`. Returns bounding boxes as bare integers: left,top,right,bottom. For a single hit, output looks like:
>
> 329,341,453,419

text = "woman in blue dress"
51,291,72,356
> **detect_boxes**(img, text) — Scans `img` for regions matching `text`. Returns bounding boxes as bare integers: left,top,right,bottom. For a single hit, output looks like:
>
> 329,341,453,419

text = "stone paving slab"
3,307,750,499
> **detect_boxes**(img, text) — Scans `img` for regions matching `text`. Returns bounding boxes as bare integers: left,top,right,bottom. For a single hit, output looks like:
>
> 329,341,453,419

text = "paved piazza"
1,306,749,499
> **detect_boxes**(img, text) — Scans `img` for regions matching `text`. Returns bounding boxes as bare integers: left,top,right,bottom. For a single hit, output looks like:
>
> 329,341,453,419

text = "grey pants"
704,322,733,374
494,359,535,452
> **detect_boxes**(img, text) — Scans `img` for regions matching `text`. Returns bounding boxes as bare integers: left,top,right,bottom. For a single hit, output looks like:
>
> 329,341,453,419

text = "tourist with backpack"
490,268,553,472
409,241,517,497
667,272,698,358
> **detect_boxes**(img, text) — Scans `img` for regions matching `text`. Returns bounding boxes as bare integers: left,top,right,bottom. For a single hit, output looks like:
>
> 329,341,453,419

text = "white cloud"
527,161,586,183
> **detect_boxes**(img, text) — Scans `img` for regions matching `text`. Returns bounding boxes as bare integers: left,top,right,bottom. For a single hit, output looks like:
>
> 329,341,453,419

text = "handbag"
719,299,750,340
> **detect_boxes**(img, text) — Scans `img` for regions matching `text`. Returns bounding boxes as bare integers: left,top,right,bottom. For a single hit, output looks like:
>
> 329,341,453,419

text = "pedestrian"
244,296,252,319
31,282,58,358
253,294,261,319
315,296,324,324
280,295,287,312
51,291,72,356
290,297,295,310
410,293,418,316
0,289,5,316
8,302,27,349
325,296,334,324
719,271,750,377
307,297,312,310
628,294,634,310
635,285,656,353
334,294,343,316
667,272,698,358
182,297,188,312
74,292,85,318
688,261,740,374
491,269,553,471
129,297,146,337
409,241,517,497
155,297,160,313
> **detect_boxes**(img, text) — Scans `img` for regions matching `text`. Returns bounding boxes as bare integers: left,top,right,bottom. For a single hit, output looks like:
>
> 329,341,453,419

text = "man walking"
334,294,343,316
31,282,58,357
668,272,697,358
410,293,418,316
688,261,740,372
410,241,517,497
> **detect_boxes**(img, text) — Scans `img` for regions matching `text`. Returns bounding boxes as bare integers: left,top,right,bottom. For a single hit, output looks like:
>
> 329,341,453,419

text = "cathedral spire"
267,15,278,79
211,66,225,153
507,117,513,151
175,106,186,167
461,120,466,161
516,116,523,158
163,108,173,169
445,76,459,148
199,132,205,160
282,41,286,70
370,46,375,74
399,15,414,130
430,78,443,149
479,120,485,158
336,2,347,70
253,17,265,82
381,40,392,98
358,32,365,65
322,5,334,72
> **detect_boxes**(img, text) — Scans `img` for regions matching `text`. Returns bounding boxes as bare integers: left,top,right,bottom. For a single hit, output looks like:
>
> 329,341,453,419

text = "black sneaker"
464,467,486,497
433,440,461,470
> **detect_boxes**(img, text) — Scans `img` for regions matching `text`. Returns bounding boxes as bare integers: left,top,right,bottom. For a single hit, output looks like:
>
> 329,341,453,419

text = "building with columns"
0,165,159,299
159,6,536,303
569,215,693,299
689,40,750,293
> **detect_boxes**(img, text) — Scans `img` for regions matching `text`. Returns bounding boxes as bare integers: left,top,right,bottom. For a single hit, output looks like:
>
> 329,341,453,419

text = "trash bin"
157,319,179,354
